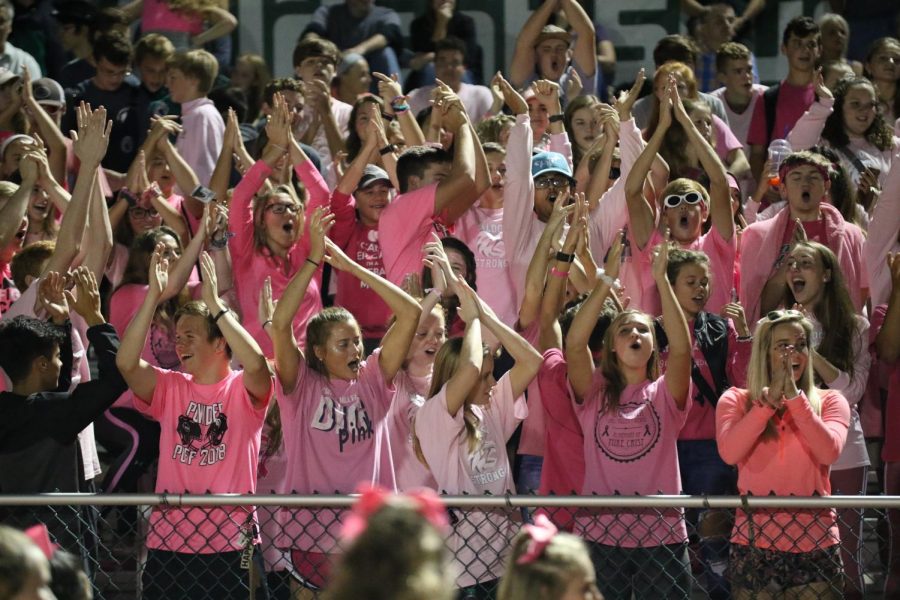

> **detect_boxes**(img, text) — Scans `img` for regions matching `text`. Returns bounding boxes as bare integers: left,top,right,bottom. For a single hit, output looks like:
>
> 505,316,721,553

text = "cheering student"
116,250,272,600
269,208,420,593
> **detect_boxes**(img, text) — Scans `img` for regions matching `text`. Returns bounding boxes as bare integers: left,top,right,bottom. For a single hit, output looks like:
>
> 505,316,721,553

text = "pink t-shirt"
379,183,442,285
747,81,816,146
277,349,395,553
631,227,736,316
257,421,291,572
334,222,391,339
414,373,526,586
716,388,849,552
536,349,583,531
455,203,518,327
516,321,545,457
135,368,270,553
575,375,691,547
388,369,437,491
141,0,203,34
0,262,20,315
108,282,201,408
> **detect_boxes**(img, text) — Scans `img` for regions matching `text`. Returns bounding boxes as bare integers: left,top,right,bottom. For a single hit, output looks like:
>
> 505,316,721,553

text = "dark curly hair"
820,76,894,151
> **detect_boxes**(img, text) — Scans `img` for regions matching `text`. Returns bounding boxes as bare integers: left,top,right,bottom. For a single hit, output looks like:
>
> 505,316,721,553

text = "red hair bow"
516,514,558,564
341,484,450,542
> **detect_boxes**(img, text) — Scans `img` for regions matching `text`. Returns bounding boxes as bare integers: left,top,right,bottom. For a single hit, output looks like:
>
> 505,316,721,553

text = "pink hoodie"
865,149,900,307
739,202,867,324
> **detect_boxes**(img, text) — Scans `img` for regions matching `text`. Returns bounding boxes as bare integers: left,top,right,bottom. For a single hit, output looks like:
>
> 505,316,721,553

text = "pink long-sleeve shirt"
866,148,900,307
716,388,850,553
228,159,330,357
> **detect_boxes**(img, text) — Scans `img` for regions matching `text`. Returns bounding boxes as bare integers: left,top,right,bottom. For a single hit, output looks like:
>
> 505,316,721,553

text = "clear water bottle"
767,139,793,187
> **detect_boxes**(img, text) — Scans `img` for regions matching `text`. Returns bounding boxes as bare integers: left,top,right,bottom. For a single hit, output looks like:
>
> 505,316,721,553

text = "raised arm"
45,103,111,275
624,90,669,250
209,108,238,203
115,246,166,402
192,5,238,47
560,0,597,78
325,237,421,381
519,198,572,332
433,83,487,223
198,251,271,406
21,67,67,184
375,72,426,149
79,167,113,278
539,204,585,351
441,285,483,418
781,356,849,464
671,86,733,241
509,0,559,88
654,240,691,408
565,231,624,400
270,209,332,391
786,74,833,152
161,204,210,301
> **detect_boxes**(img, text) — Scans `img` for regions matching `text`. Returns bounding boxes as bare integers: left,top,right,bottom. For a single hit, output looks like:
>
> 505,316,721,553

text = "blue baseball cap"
531,151,573,181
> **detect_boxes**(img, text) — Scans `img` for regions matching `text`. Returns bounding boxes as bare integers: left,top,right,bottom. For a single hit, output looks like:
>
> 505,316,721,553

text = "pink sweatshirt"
135,368,270,553
715,388,850,552
228,160,330,356
739,202,868,323
865,148,900,307
414,373,526,587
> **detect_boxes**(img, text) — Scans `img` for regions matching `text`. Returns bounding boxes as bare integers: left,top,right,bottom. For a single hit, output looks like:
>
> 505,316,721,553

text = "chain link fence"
1,494,898,599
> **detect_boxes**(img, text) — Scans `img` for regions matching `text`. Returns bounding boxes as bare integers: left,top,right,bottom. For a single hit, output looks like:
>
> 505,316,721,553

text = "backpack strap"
834,145,868,177
762,83,781,146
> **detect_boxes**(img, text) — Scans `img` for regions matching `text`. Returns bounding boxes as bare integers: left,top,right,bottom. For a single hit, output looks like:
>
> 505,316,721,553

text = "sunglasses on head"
663,191,703,209
766,309,804,321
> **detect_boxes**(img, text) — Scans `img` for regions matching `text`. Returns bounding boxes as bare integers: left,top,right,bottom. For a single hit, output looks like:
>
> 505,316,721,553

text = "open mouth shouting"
347,359,360,373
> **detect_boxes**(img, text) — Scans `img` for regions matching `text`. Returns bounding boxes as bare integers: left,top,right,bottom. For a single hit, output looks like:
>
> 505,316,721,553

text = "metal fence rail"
3,494,899,599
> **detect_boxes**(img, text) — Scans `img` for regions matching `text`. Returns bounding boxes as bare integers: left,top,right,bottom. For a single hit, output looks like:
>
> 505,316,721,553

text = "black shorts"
141,548,251,599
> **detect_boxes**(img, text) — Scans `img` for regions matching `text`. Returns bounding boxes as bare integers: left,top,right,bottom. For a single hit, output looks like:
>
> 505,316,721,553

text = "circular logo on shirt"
594,400,661,463
367,229,379,243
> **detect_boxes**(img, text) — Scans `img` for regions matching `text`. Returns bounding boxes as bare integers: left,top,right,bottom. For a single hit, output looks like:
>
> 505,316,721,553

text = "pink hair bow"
341,484,450,542
24,524,58,560
516,514,558,564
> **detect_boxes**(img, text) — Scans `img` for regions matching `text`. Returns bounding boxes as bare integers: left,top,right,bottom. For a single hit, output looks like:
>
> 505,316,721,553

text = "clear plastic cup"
767,139,792,186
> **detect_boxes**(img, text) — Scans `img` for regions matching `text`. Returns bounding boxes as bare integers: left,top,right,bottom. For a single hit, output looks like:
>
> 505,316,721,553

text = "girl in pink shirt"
228,97,331,357
715,311,850,598
414,279,542,595
565,239,694,600
269,209,421,591
782,241,872,598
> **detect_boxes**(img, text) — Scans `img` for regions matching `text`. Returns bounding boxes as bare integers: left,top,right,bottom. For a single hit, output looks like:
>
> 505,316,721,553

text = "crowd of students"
0,0,899,599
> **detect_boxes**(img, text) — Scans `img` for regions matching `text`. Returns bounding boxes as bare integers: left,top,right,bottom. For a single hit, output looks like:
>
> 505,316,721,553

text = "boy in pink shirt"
739,151,868,323
117,251,272,599
167,50,224,191
379,83,489,286
746,16,821,180
624,82,736,315
269,211,421,591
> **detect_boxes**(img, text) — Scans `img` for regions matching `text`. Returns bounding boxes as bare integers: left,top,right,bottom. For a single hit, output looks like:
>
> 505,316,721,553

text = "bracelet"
209,231,234,250
391,95,409,104
555,251,575,263
270,142,288,154
379,143,396,156
736,334,753,341
549,113,565,123
212,307,230,324
549,267,568,279
262,319,273,329
391,103,410,113
306,257,320,268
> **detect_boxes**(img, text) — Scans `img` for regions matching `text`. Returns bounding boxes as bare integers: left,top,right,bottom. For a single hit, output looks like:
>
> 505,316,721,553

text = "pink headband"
516,514,559,564
777,161,830,183
341,485,450,542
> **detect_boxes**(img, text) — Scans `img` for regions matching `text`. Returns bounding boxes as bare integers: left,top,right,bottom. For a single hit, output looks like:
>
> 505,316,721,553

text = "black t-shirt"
63,79,141,172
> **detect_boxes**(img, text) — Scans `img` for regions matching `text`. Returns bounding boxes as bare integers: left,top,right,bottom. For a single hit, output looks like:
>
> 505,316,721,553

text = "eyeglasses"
663,191,703,209
128,206,159,220
534,176,570,189
266,203,300,215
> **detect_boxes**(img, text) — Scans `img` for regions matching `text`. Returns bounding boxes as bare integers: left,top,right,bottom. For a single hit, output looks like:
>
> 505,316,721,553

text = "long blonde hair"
746,312,821,439
414,337,488,465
